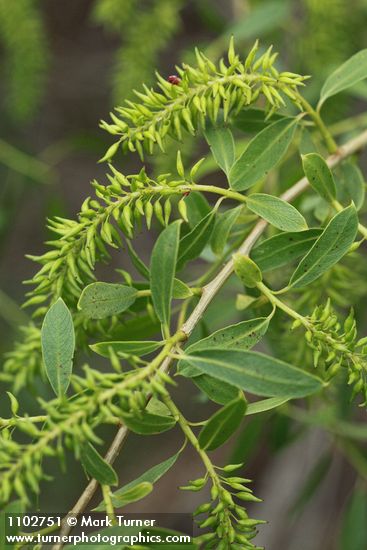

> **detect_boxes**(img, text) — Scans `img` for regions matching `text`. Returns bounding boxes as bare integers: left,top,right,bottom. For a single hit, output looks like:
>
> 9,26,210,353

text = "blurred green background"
1,1,367,548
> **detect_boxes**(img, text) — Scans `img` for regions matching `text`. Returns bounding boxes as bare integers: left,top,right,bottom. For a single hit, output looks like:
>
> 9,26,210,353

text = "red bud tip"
168,75,181,85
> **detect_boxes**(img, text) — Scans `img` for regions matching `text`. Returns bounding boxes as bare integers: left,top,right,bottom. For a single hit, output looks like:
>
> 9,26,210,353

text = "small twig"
52,425,128,549
101,485,117,525
53,128,367,549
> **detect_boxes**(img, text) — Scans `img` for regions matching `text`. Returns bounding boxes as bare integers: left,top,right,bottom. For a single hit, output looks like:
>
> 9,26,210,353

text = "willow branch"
181,129,367,333
53,128,367,549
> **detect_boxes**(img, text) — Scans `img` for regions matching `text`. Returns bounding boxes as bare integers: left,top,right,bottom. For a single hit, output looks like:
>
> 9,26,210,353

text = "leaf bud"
233,254,262,288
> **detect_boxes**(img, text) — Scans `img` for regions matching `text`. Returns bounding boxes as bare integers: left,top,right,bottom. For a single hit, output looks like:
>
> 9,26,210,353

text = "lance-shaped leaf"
340,487,367,550
185,191,211,228
95,452,180,512
177,210,216,270
229,117,298,191
126,239,150,279
121,411,176,435
150,220,181,328
90,340,162,358
290,205,358,288
189,317,270,353
232,107,285,134
204,125,235,177
252,229,322,272
41,298,75,396
290,453,332,517
0,500,25,542
199,395,247,451
193,374,239,405
109,482,153,509
177,317,269,377
211,206,242,255
338,161,365,211
181,349,324,398
233,254,262,287
246,193,308,232
78,282,137,319
319,49,367,109
299,128,318,155
80,443,118,486
302,153,336,203
95,481,152,510
246,396,290,415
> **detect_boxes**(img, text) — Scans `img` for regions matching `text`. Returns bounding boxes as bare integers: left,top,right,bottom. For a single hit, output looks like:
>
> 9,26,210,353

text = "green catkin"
0,0,49,122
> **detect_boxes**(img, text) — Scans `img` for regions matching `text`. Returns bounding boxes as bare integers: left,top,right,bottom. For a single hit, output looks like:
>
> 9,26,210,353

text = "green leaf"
340,486,367,550
173,278,194,299
146,397,171,416
198,395,247,451
290,205,358,288
41,298,75,396
177,210,216,270
95,482,153,511
246,396,290,415
252,229,322,272
290,453,332,517
229,117,298,191
178,317,269,377
117,453,178,493
232,107,285,134
80,442,118,486
121,411,176,435
193,374,239,405
126,239,149,279
298,128,318,155
319,49,367,109
1,499,25,548
246,193,308,232
109,310,160,340
302,153,336,203
184,191,211,228
113,452,180,510
211,1,291,55
150,220,181,328
233,253,262,287
338,161,365,211
191,317,270,352
90,340,161,358
181,349,324,398
78,282,137,319
236,294,257,311
95,451,180,511
204,125,235,177
229,415,264,466
114,482,154,508
211,206,242,255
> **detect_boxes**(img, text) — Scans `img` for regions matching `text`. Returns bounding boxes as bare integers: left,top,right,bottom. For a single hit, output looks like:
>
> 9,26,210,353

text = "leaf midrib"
230,118,296,184
185,352,320,389
322,50,367,99
188,318,268,352
291,210,353,285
